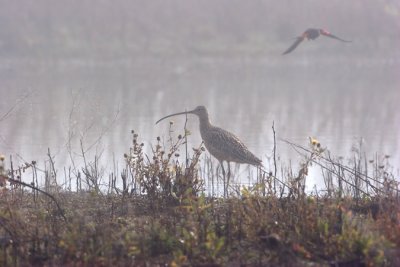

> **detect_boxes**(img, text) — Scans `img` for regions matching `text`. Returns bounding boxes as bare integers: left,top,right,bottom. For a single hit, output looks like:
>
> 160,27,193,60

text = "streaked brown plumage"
156,106,262,167
282,28,352,55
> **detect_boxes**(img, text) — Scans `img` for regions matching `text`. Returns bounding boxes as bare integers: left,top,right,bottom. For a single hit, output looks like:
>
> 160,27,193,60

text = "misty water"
1,1,399,191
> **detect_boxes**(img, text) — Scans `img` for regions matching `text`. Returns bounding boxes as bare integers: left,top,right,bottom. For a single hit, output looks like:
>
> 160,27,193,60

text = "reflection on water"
1,0,400,190
1,54,399,189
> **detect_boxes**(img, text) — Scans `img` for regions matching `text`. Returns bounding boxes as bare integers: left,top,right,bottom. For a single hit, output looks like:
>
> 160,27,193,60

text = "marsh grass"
0,130,399,266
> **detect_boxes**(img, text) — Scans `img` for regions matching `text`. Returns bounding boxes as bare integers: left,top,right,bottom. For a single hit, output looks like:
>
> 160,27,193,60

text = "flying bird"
282,28,351,55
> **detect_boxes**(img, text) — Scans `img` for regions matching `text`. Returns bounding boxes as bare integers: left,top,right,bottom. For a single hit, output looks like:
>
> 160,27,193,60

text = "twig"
313,157,370,195
5,176,66,221
184,110,189,168
281,139,387,195
272,121,277,194
0,90,33,122
259,167,293,193
280,138,399,193
84,103,121,153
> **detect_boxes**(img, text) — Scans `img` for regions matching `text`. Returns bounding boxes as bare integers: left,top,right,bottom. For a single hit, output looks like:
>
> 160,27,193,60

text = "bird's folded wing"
205,127,260,165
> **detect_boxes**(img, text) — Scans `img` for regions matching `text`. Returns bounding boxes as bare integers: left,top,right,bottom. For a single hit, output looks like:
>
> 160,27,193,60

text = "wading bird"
156,106,262,194
282,28,351,55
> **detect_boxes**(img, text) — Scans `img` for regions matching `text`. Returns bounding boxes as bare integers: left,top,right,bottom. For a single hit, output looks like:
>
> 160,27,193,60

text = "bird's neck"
198,114,212,136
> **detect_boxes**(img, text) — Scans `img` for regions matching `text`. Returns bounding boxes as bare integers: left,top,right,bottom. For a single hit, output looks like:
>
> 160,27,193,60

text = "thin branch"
0,90,33,123
184,109,189,168
5,176,66,221
280,138,399,192
281,139,390,195
84,103,121,153
272,121,277,194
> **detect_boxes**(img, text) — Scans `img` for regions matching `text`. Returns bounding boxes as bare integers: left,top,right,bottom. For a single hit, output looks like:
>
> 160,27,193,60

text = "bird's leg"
219,161,227,198
227,162,231,197
219,160,226,177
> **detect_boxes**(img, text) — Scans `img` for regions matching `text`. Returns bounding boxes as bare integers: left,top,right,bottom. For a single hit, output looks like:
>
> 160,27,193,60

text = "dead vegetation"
0,129,399,266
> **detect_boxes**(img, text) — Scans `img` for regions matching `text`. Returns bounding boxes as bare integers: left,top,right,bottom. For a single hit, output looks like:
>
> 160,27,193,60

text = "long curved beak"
155,109,194,125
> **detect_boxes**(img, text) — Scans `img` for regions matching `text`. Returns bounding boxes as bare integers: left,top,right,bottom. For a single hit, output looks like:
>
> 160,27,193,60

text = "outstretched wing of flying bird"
282,37,305,55
320,31,352,42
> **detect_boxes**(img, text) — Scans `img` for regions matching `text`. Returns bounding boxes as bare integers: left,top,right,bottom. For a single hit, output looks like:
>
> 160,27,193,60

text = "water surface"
1,0,399,190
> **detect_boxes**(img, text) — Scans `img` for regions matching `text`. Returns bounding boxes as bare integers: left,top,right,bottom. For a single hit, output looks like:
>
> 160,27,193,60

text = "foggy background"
1,0,399,190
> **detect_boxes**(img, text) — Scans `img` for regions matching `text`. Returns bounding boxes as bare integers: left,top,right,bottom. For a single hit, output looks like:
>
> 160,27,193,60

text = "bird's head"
155,105,209,125
190,106,208,117
320,29,330,35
